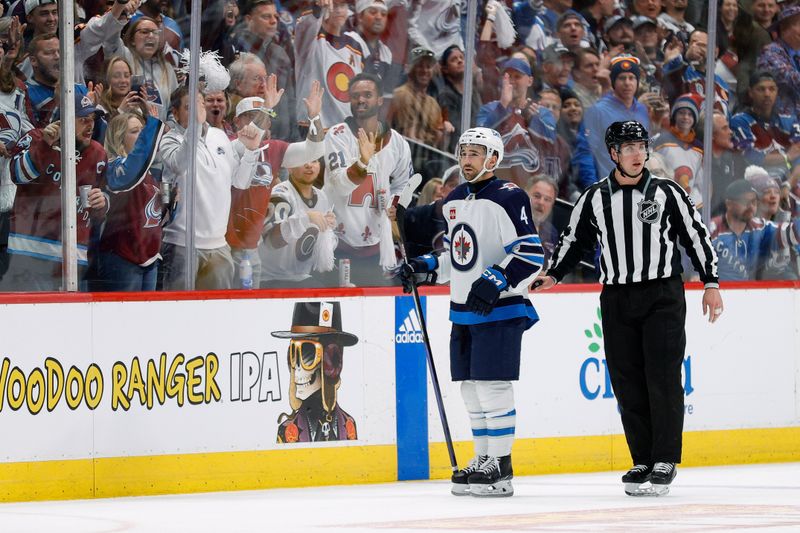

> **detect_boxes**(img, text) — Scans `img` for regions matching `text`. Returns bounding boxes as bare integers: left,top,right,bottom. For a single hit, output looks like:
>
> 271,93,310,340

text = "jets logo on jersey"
450,223,478,271
326,62,356,103
637,199,662,224
499,183,519,191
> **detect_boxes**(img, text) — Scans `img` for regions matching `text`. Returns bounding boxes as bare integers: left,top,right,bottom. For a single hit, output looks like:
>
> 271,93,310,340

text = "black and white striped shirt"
549,170,719,288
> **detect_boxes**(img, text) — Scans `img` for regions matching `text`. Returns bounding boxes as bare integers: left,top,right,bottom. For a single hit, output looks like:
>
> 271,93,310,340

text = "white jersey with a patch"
437,178,544,326
323,120,412,248
260,181,333,283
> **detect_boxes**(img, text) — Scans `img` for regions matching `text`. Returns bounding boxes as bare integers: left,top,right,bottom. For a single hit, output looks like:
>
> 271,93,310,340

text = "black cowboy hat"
271,302,359,346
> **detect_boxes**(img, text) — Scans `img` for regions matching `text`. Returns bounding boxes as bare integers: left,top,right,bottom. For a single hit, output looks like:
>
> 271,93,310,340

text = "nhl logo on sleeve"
637,199,662,224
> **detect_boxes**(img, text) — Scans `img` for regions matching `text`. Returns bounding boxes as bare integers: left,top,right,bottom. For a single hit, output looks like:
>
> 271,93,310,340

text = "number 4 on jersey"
520,206,528,224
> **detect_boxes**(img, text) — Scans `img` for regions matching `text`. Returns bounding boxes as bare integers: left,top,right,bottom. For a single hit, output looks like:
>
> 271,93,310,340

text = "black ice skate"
467,455,513,497
451,455,487,496
622,464,653,496
624,462,676,497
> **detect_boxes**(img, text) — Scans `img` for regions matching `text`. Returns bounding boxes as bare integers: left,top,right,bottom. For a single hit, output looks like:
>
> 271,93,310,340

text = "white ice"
1,463,799,532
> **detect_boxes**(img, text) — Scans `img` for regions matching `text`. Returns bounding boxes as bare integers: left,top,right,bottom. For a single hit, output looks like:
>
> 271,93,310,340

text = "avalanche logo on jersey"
296,227,319,262
450,223,478,271
253,160,274,187
143,184,163,228
637,199,662,224
500,123,540,173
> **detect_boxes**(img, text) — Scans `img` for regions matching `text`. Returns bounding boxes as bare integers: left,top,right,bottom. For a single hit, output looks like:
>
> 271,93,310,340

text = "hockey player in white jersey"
323,72,412,286
400,127,545,497
260,158,337,288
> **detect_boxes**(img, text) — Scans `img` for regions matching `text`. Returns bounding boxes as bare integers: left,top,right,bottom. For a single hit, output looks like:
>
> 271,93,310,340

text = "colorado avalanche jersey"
226,139,289,251
100,116,166,266
8,130,107,265
260,180,333,282
294,8,364,127
436,178,544,327
653,130,705,207
323,119,412,248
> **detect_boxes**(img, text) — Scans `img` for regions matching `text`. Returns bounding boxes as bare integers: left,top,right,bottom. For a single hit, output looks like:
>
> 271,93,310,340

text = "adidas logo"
396,308,424,344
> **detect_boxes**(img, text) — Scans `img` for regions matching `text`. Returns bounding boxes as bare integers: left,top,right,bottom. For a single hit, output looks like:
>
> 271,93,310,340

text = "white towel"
370,157,397,270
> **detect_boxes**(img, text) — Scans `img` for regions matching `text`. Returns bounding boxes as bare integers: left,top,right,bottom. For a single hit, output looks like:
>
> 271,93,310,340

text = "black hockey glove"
398,254,438,294
466,265,508,316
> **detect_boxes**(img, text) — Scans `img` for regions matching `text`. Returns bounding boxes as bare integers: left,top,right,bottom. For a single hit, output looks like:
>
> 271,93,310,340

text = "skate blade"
469,480,514,498
624,482,670,497
451,484,470,496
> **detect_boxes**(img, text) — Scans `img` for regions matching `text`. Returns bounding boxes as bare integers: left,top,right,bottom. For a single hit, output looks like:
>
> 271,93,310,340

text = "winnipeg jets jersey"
437,178,544,326
260,180,333,282
323,119,412,248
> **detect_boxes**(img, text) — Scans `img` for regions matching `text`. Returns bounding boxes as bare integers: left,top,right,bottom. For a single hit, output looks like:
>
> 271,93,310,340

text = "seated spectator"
226,82,325,288
204,90,235,139
653,93,705,206
2,93,107,291
579,55,649,184
710,179,800,280
96,109,169,292
476,58,562,188
730,71,800,182
294,0,365,129
388,46,449,176
158,86,262,291
527,175,559,266
323,72,411,286
259,157,337,288
662,28,731,115
757,5,800,118
97,56,139,120
104,16,179,121
437,45,481,154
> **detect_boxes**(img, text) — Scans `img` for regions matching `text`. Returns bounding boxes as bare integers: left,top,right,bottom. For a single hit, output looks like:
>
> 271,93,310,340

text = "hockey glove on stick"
398,254,438,294
466,265,508,315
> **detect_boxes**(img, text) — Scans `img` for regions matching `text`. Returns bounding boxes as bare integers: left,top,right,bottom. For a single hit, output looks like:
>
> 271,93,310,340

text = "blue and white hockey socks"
476,380,515,457
461,380,516,457
460,380,488,456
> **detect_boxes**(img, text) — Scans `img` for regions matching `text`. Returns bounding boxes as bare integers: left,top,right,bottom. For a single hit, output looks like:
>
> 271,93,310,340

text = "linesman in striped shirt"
534,121,724,496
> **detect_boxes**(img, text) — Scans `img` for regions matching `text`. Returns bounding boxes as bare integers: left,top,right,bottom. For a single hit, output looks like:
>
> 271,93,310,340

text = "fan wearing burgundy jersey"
2,93,108,291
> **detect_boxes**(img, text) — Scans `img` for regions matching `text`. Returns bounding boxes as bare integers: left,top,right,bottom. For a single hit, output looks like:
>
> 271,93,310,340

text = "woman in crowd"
105,16,178,121
95,109,169,291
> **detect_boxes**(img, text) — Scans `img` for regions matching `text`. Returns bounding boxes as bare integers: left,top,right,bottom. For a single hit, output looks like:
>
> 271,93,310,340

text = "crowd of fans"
0,0,798,292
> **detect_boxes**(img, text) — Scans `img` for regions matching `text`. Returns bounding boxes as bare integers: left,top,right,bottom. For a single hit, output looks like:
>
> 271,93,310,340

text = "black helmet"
605,121,649,151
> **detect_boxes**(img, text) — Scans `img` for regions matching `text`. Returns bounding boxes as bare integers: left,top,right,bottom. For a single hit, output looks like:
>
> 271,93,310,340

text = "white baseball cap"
235,96,268,118
355,0,388,13
25,0,56,16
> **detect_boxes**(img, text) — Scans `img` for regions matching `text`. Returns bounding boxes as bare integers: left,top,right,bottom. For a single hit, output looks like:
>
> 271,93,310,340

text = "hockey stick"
395,173,459,473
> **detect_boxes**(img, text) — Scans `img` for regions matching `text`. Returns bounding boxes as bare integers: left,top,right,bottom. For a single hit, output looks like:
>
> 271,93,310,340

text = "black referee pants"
600,276,687,465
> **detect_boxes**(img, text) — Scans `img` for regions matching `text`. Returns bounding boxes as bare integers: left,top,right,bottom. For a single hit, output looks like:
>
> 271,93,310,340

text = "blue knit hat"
609,55,640,86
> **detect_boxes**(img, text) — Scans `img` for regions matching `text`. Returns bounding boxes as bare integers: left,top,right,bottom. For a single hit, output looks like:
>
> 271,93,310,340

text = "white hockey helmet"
457,127,504,166
456,127,504,182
